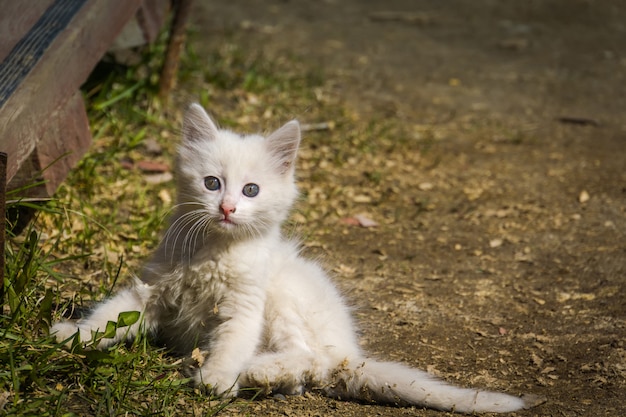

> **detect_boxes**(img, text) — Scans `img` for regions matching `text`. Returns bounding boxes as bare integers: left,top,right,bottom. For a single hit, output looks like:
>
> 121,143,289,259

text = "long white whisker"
188,211,217,264
250,216,270,239
163,207,211,264
201,218,212,247
164,201,205,216
242,217,264,240
164,211,202,261
182,211,213,264
164,211,199,250
163,207,203,244
184,215,209,264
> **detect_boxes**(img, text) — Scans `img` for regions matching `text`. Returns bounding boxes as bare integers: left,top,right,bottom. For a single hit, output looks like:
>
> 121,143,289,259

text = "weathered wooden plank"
8,91,89,199
0,0,85,108
0,0,55,62
0,0,142,188
36,92,91,196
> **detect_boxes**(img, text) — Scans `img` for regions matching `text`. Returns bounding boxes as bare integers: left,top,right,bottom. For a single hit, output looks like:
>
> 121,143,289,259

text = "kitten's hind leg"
51,281,152,349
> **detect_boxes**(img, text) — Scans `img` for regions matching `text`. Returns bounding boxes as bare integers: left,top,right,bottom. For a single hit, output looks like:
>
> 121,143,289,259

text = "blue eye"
204,176,221,191
242,183,259,197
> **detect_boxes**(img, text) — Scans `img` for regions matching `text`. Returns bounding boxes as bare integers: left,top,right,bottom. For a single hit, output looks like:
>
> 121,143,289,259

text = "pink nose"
220,203,236,217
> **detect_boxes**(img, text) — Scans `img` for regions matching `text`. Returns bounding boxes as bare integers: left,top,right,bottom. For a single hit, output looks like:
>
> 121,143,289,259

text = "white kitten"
52,104,537,413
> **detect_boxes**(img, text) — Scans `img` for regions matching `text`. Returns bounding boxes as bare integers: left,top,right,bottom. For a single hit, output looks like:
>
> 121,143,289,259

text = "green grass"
2,201,195,416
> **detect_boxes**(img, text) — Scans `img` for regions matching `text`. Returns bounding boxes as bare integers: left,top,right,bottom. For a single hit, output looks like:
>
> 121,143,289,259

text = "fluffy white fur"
52,104,535,413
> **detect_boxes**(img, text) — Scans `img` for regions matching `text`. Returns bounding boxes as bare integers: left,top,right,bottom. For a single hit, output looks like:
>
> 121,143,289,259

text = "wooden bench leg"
0,151,6,304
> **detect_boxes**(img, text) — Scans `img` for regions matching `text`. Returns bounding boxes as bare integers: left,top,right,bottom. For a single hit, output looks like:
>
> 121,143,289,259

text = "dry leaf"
340,217,361,226
578,190,590,203
463,187,484,201
333,264,356,277
557,291,596,302
353,213,379,228
191,348,205,366
143,138,163,155
158,189,172,204
353,194,373,203
418,182,434,191
119,158,134,170
144,172,173,184
137,160,170,173
515,249,533,263
489,238,503,248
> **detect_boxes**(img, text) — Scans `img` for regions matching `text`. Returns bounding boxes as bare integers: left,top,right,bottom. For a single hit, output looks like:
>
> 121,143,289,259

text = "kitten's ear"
267,120,301,174
183,103,219,142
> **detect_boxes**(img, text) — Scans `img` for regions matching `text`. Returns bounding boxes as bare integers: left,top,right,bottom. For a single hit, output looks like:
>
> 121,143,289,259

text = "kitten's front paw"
50,321,89,346
194,368,240,397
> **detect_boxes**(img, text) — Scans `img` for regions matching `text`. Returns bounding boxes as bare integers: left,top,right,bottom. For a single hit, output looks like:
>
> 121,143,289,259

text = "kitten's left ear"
267,120,301,174
183,103,219,142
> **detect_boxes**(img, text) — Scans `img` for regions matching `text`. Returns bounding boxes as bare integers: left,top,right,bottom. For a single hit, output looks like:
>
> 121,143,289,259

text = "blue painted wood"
0,0,87,108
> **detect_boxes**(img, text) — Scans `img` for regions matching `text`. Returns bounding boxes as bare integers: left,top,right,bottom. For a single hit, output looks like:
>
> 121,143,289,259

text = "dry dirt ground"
189,1,625,416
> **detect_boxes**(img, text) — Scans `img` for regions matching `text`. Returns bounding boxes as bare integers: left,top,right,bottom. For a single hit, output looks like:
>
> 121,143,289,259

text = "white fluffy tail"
324,358,531,413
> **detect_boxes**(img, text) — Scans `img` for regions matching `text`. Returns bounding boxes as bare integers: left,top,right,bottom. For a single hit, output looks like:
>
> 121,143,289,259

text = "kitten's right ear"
183,103,219,142
267,120,301,174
